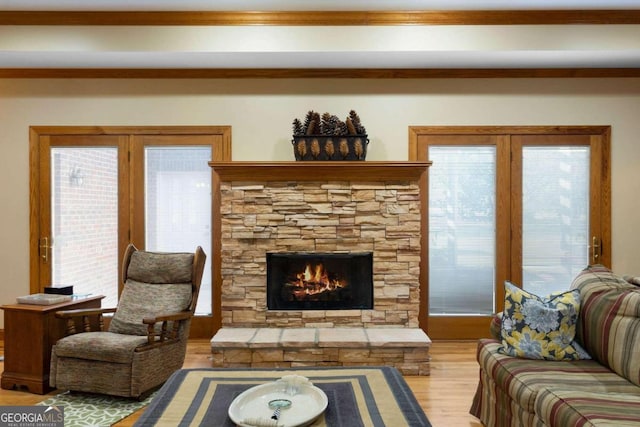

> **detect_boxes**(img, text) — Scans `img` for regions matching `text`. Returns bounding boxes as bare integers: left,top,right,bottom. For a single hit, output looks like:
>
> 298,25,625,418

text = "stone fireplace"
209,161,432,375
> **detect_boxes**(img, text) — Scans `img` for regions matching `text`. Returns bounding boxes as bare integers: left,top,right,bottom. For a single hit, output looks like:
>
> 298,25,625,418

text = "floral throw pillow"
500,281,590,361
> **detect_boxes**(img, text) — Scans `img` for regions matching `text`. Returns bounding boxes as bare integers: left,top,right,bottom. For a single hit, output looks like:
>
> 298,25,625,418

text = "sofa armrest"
489,314,502,340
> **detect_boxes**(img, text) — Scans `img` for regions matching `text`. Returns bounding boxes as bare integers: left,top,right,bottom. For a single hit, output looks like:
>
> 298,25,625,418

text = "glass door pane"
51,147,119,307
522,146,590,296
429,146,496,315
144,146,212,315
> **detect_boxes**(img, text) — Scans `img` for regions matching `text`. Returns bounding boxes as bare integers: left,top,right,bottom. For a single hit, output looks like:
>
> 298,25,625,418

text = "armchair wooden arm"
140,311,193,348
55,307,117,335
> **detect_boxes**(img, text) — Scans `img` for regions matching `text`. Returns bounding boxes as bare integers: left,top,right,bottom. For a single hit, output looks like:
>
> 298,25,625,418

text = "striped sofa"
470,265,640,426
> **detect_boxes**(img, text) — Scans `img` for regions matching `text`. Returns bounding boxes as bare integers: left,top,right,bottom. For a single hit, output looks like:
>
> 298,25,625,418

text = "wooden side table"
1,295,104,394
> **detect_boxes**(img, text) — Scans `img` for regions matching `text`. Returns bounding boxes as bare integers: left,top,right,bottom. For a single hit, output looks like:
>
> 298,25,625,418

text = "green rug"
38,391,155,427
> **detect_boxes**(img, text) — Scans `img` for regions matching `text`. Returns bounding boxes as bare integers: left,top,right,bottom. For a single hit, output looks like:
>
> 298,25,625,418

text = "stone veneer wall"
219,180,422,328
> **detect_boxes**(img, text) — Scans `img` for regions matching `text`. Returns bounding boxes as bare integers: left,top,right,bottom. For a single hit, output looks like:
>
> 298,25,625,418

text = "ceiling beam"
2,68,640,79
2,10,640,26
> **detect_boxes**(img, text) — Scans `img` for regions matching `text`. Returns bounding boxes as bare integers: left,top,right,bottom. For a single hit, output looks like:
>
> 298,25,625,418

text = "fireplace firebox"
267,252,373,310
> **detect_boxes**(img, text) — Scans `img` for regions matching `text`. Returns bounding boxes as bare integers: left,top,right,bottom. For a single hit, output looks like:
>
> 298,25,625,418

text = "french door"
29,126,231,338
409,126,610,339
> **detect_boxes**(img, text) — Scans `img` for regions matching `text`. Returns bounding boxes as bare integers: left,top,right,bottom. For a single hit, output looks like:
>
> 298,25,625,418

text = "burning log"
284,262,347,301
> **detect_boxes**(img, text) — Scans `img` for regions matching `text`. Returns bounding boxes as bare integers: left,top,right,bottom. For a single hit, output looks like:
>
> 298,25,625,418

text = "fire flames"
290,262,345,299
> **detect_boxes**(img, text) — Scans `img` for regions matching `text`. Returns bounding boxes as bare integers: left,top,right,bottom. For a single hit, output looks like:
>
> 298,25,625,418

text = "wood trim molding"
410,125,612,137
2,10,640,26
3,68,640,79
28,125,232,136
208,161,431,181
409,124,613,159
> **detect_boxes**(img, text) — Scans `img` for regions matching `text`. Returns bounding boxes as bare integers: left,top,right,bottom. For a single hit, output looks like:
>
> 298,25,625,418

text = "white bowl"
228,379,328,427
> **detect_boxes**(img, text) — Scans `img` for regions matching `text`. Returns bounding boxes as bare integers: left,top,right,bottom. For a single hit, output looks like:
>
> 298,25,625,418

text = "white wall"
1,77,639,327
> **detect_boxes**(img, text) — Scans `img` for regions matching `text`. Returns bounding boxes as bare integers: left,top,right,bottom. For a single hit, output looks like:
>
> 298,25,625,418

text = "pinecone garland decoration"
296,140,307,159
349,110,367,135
346,117,357,135
321,114,342,135
302,111,315,134
325,139,335,158
320,112,332,135
293,109,367,139
339,139,349,159
310,138,321,159
292,118,304,136
354,138,364,159
306,119,317,136
311,112,321,134
292,109,368,161
335,120,348,136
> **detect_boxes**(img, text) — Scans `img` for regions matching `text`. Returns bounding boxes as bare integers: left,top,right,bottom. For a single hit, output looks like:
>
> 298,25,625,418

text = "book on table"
16,293,73,305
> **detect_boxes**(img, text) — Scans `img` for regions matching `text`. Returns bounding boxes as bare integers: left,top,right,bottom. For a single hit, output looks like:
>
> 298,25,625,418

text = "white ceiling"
2,0,640,11
2,1,640,71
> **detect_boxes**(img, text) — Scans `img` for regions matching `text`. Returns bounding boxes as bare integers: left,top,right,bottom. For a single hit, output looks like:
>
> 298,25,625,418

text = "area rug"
134,366,431,427
38,390,155,427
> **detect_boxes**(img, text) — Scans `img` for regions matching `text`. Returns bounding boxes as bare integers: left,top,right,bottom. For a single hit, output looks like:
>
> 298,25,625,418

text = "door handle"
39,237,51,264
591,236,600,265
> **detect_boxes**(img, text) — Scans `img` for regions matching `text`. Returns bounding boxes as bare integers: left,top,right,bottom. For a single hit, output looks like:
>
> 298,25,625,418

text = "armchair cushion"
126,250,194,284
54,332,149,364
109,279,193,336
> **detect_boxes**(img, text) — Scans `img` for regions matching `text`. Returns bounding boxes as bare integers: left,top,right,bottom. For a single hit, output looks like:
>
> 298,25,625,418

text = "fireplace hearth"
267,252,373,310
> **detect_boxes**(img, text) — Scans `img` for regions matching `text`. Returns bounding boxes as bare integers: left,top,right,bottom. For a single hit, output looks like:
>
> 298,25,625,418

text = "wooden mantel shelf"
208,161,432,181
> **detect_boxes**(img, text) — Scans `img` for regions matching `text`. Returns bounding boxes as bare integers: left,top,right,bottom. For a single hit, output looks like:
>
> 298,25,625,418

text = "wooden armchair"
49,243,206,399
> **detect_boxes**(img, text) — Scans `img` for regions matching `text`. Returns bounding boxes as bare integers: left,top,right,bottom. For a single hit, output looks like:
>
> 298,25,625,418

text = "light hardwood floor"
0,339,483,427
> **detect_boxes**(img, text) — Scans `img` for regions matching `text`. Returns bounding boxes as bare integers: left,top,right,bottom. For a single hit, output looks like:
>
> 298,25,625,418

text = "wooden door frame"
29,126,232,338
409,125,611,339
